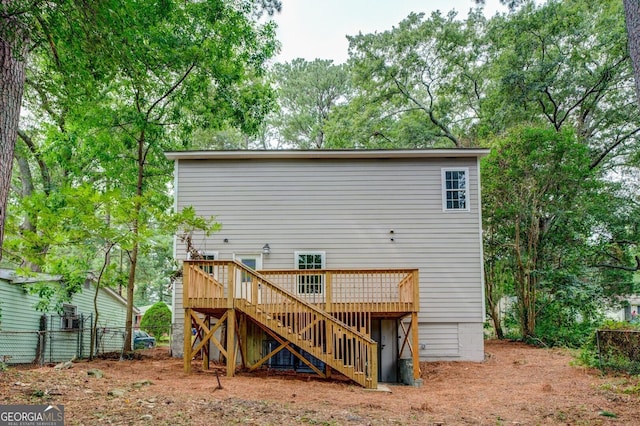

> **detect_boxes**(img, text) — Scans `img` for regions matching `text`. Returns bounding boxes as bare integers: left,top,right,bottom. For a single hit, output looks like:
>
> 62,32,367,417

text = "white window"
187,251,217,261
188,251,218,274
61,304,78,330
295,251,325,294
442,168,469,211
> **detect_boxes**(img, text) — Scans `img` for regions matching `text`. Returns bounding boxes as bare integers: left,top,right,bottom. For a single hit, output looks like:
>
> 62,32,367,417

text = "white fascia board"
164,149,490,161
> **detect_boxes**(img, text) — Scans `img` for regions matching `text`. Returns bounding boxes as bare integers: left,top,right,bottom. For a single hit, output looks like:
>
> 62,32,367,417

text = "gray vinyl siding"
173,156,485,360
422,323,460,357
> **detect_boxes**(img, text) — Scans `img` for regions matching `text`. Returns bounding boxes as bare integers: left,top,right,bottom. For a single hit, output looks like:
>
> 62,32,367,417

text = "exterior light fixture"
262,244,271,255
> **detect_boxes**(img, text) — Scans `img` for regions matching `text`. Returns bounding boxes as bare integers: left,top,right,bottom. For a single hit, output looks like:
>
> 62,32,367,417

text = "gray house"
166,149,488,386
0,269,136,364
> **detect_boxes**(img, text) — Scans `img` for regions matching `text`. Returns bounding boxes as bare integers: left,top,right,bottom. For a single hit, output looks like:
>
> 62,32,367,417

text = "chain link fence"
596,329,640,374
0,316,172,366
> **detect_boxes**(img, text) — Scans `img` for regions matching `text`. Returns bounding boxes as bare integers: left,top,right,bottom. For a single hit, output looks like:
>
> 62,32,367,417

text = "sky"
272,0,511,64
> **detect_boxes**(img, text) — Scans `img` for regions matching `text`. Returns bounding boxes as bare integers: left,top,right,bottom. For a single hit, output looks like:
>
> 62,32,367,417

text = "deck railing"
260,268,419,313
183,260,419,314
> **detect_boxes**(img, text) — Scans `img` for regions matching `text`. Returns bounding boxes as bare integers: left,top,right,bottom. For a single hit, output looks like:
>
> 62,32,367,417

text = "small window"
61,304,78,330
442,168,469,211
187,251,217,261
295,252,325,294
188,251,217,274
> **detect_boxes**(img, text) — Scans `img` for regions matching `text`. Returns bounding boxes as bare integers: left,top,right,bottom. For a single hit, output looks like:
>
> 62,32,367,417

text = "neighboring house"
0,269,138,364
166,149,488,388
607,295,640,322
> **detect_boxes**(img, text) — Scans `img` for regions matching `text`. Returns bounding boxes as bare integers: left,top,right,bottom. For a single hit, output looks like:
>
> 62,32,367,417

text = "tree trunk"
488,303,504,340
91,243,114,360
484,266,505,339
125,227,139,352
124,131,146,351
0,23,27,261
624,0,640,107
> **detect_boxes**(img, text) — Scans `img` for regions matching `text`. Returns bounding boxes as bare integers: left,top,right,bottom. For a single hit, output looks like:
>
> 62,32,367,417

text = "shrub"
140,301,171,337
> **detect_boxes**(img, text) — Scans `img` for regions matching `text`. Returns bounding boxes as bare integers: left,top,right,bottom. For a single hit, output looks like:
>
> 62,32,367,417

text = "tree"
482,0,637,167
140,301,172,338
269,59,352,148
344,10,488,148
3,0,280,352
0,0,28,261
89,1,278,351
482,126,616,340
624,0,640,107
0,0,280,256
483,231,514,340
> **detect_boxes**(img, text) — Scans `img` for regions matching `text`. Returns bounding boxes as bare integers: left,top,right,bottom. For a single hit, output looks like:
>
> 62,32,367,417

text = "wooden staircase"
233,262,378,388
184,260,378,388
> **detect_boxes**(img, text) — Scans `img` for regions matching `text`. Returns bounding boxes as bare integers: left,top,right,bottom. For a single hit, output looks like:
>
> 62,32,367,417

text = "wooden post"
238,313,248,369
325,271,332,313
226,308,236,377
251,278,258,306
370,341,378,388
411,312,420,382
228,263,235,309
183,262,190,308
183,309,192,373
412,269,420,312
202,315,210,370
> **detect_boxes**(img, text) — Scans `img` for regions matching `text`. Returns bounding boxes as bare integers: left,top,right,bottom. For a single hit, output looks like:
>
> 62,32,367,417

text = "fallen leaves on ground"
1,340,639,425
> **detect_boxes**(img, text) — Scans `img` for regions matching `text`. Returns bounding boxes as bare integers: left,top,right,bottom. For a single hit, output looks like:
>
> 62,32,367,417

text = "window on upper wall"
441,168,470,211
295,251,325,294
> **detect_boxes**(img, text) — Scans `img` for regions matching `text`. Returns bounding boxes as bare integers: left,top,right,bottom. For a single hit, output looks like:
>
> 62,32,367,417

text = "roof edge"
164,149,490,161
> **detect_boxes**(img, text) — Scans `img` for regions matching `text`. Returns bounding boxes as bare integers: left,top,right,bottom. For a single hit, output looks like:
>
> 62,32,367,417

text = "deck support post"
226,308,236,377
411,312,420,382
202,315,210,370
184,308,192,373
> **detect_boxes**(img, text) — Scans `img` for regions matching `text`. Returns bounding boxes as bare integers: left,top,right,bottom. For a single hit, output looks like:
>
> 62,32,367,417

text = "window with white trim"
295,252,325,294
188,251,218,274
442,168,469,211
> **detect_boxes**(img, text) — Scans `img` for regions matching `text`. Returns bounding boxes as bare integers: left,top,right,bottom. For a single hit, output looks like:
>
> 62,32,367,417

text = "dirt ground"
1,340,639,425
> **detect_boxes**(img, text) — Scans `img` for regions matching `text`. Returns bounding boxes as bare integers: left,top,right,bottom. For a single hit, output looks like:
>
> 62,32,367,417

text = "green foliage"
5,0,277,351
482,0,633,151
140,301,171,337
578,320,640,373
482,126,597,338
343,9,487,148
605,319,640,330
267,59,352,149
534,279,605,348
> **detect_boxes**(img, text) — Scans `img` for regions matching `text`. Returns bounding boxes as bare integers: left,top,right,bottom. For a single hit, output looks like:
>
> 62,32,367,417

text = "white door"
234,254,262,303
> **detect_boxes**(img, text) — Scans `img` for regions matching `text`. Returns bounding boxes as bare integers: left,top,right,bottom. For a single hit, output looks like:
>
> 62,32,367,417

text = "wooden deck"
183,263,419,314
182,260,420,389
